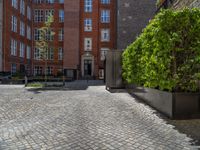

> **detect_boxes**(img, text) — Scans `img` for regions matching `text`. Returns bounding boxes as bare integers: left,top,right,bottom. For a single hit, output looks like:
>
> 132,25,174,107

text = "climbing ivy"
122,8,200,92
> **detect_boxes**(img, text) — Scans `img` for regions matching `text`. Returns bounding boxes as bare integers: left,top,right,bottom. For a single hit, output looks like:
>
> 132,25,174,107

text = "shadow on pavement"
108,87,200,147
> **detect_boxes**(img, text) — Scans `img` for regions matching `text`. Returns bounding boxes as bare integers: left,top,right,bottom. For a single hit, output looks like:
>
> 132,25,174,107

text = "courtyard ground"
0,81,200,150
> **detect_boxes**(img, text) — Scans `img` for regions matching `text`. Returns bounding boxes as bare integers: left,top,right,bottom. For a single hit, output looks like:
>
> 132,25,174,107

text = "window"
58,47,63,60
84,38,92,51
34,0,42,4
27,26,31,40
100,48,109,60
20,21,25,36
85,0,92,12
46,66,53,75
11,64,17,74
19,42,25,58
101,29,110,42
11,39,17,56
26,46,31,59
101,0,110,4
11,16,17,33
27,6,31,20
84,18,92,32
34,9,44,22
34,28,40,41
34,66,43,76
46,29,54,41
48,48,54,60
12,0,18,9
59,0,64,3
45,9,54,22
20,0,25,15
101,10,110,23
34,48,41,60
58,28,64,41
59,10,64,22
46,0,54,4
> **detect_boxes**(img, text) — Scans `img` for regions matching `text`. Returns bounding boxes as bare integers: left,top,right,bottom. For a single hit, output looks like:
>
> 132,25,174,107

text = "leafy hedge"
122,8,200,92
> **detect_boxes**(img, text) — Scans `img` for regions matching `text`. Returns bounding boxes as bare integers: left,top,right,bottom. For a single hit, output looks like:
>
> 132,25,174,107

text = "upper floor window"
101,10,110,23
59,0,64,4
101,29,110,42
19,42,25,58
84,38,92,51
12,0,18,9
101,0,110,4
27,6,31,20
27,26,31,40
84,0,92,12
20,0,25,15
59,28,64,41
10,39,17,56
58,47,63,60
46,0,54,4
59,10,64,22
20,21,25,36
84,18,92,32
34,0,42,4
34,28,40,41
11,16,17,33
45,9,54,22
34,9,44,22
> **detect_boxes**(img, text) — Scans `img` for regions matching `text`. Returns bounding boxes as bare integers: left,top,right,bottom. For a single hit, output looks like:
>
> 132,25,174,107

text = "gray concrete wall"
0,0,3,72
117,0,157,50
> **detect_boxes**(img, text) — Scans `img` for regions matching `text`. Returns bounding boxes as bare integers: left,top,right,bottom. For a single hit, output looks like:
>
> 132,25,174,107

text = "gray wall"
0,0,3,72
117,0,156,50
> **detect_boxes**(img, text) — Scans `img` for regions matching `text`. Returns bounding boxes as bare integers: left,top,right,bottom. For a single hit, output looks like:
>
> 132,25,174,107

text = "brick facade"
32,1,64,76
117,0,157,50
2,0,33,75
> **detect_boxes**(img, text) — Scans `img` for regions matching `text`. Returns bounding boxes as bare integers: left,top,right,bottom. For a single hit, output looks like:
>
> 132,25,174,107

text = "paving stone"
0,83,199,149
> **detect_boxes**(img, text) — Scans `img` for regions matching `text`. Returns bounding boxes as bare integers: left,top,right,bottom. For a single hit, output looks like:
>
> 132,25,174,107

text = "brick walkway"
0,84,199,150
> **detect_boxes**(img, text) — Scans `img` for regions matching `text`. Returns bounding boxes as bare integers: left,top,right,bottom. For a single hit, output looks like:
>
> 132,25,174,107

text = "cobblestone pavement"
0,84,200,150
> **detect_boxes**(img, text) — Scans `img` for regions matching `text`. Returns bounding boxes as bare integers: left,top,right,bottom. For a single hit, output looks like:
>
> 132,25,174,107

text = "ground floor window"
11,63,17,74
46,66,53,75
34,66,43,76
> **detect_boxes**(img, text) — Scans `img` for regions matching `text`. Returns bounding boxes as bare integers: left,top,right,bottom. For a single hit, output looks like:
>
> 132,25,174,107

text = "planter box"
127,85,200,119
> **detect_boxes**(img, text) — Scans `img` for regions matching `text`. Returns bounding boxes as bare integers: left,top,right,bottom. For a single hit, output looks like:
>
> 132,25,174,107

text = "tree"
35,15,55,85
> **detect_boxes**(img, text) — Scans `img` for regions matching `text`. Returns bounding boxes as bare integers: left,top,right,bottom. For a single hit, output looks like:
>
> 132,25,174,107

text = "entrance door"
84,60,92,76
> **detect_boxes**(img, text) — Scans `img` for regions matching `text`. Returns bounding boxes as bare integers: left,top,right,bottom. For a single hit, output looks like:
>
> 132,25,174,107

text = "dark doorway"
84,60,92,76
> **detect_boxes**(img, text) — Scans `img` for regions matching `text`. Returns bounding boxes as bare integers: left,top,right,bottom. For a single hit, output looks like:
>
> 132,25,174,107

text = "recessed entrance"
84,60,92,76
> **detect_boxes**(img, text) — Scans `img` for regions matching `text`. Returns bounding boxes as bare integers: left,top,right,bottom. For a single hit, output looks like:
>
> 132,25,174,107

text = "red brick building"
0,0,116,80
1,0,33,76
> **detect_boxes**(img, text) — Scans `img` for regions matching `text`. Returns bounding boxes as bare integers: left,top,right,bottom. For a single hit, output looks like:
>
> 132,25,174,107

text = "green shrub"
122,8,200,92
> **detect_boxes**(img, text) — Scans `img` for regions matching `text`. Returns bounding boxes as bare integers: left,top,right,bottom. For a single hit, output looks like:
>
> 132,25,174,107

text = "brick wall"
117,0,157,50
173,0,200,9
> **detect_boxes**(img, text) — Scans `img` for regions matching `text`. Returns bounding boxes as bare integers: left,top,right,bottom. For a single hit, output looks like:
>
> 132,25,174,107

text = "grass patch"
26,82,44,88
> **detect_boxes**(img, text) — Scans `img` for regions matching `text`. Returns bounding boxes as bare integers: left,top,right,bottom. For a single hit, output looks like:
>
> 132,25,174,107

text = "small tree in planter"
122,8,200,118
35,15,55,86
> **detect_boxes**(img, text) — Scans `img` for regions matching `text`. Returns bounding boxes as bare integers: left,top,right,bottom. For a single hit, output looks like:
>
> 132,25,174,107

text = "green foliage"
122,8,200,92
26,82,44,88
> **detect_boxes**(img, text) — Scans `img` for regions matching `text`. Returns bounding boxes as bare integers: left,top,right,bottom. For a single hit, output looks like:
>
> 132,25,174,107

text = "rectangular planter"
127,85,200,119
